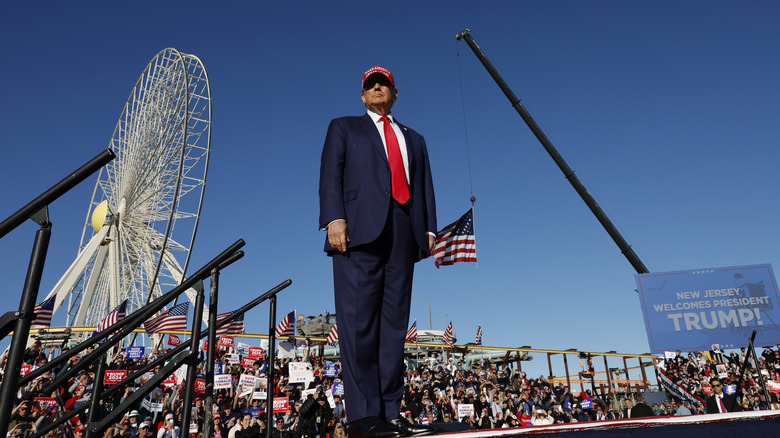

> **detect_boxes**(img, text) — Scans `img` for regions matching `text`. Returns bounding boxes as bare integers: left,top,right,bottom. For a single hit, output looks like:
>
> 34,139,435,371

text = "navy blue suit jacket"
319,113,436,256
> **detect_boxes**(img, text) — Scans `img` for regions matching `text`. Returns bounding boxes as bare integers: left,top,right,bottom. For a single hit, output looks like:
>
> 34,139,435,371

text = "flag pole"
470,196,477,269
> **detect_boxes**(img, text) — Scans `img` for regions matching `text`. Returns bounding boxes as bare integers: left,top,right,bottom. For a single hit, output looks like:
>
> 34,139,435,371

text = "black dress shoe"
388,417,435,436
347,417,404,438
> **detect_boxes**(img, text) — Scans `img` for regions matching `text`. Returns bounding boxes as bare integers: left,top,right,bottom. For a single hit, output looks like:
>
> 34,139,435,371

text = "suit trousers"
332,200,416,423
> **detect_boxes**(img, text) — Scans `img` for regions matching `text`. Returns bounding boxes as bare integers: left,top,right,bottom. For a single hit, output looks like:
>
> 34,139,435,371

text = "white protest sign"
253,391,267,400
457,404,474,419
288,362,314,383
214,374,233,390
278,342,295,359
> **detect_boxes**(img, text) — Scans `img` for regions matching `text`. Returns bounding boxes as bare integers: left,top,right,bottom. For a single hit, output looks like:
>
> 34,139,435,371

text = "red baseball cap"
362,65,394,87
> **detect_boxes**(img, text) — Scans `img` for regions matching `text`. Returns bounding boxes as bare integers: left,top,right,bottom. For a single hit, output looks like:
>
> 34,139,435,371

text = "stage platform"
430,410,780,437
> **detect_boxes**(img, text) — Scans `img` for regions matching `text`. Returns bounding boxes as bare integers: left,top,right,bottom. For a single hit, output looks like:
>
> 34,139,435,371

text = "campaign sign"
248,347,264,358
636,264,780,353
724,384,737,395
104,369,127,385
168,335,182,347
219,336,235,348
241,357,256,369
215,362,225,375
324,366,339,378
273,397,290,413
214,374,232,390
767,380,780,393
194,378,206,393
237,342,249,355
702,384,713,395
20,364,31,377
35,397,58,409
253,391,267,400
240,374,258,394
227,353,240,365
457,404,474,419
126,346,145,360
162,374,177,387
331,381,344,396
579,398,593,409
288,362,314,383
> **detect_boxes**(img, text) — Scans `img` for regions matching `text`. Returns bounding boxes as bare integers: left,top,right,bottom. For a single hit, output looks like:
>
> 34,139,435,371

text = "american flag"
275,311,296,337
432,209,476,268
31,295,56,327
326,324,338,344
95,300,127,333
143,303,189,334
475,325,483,346
405,321,418,343
216,312,245,336
443,321,454,347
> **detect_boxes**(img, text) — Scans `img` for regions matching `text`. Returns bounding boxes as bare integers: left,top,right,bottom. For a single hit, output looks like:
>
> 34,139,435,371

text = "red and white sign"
241,357,256,369
219,336,234,348
162,374,177,387
20,365,31,377
767,380,780,393
702,384,714,395
168,334,182,347
457,404,474,419
35,397,58,409
248,347,264,359
273,397,290,413
214,374,232,390
194,378,206,393
104,369,127,385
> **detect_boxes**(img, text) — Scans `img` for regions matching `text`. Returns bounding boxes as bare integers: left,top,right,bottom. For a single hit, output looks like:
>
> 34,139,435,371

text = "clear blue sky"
1,1,778,380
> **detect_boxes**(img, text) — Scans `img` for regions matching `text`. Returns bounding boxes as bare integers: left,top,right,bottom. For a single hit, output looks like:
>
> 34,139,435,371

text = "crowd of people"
4,339,780,438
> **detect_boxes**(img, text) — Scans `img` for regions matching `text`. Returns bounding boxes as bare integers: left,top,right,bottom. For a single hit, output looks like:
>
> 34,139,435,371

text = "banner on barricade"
273,397,290,413
636,264,780,353
104,369,127,385
657,365,705,405
214,374,232,390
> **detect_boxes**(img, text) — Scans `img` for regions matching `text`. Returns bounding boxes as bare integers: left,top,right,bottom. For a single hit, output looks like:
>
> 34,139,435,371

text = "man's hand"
428,235,435,256
327,221,349,253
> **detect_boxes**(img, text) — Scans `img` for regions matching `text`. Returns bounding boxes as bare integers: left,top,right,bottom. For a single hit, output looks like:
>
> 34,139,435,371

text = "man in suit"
319,66,437,438
705,378,740,414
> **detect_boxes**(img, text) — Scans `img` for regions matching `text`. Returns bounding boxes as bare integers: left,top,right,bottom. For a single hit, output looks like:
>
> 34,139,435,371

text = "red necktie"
381,115,410,204
718,395,727,413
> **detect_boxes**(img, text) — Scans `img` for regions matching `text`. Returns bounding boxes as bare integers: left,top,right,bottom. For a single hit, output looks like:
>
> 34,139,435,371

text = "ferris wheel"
45,48,211,332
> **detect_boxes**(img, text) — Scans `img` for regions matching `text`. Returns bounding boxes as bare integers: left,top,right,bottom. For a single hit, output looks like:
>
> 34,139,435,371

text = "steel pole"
85,354,107,438
181,282,205,436
0,223,51,436
264,296,277,438
203,268,219,438
455,29,649,274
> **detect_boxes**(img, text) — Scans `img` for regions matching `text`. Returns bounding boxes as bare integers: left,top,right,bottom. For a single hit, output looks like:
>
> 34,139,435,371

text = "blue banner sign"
636,264,779,353
126,346,145,360
324,366,339,378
